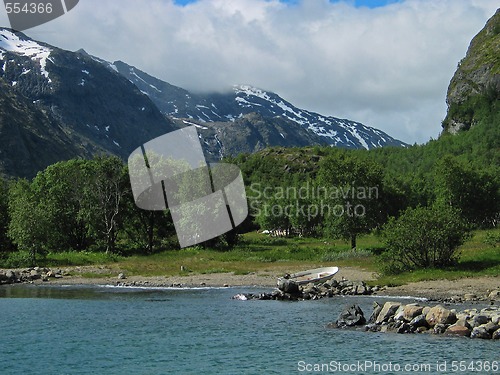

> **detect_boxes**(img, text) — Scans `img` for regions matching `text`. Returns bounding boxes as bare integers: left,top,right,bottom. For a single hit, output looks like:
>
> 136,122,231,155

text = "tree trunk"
351,235,357,250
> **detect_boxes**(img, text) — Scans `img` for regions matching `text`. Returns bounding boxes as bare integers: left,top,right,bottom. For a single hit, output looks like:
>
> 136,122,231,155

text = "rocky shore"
0,267,65,284
330,299,500,340
233,278,378,301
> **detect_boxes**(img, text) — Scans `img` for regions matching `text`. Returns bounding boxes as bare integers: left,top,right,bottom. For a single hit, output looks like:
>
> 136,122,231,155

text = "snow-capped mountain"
107,59,406,150
0,28,175,178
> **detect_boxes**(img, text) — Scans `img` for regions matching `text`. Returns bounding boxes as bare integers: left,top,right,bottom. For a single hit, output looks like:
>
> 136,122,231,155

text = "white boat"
279,266,339,286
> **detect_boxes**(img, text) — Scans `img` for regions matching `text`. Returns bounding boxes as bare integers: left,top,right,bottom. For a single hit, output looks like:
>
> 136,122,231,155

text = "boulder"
470,326,491,340
483,322,500,334
433,324,447,334
488,290,500,300
277,279,300,294
365,323,380,332
368,302,382,324
117,273,126,280
492,328,500,340
336,304,366,328
445,325,471,337
415,326,428,333
403,304,424,322
409,314,428,329
376,302,401,324
464,293,477,301
472,315,490,327
29,269,41,280
453,318,471,329
397,323,412,334
394,306,405,321
5,270,16,280
492,314,500,325
425,305,457,327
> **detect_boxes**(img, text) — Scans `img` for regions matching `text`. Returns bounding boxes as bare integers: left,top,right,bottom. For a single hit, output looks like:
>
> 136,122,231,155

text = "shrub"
381,205,471,274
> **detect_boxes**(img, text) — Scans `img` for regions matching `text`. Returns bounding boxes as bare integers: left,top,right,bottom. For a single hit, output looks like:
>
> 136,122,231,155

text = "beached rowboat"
278,266,339,286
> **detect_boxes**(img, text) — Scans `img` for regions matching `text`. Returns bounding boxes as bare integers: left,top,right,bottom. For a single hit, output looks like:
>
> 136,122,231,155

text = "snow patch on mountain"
0,29,52,83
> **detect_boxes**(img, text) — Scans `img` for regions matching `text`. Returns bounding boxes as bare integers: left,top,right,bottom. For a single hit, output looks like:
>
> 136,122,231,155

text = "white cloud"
2,0,498,143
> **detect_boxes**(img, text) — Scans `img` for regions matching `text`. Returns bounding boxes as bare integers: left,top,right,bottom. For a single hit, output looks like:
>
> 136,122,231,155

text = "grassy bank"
21,228,498,285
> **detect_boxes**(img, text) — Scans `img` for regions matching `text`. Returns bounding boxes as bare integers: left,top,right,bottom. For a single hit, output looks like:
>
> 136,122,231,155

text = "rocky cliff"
443,8,500,134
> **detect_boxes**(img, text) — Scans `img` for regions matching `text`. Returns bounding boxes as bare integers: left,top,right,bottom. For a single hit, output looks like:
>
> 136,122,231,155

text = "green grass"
374,229,500,286
5,229,498,288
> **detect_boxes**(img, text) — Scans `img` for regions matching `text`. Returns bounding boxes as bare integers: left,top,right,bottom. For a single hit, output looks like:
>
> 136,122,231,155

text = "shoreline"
2,266,499,302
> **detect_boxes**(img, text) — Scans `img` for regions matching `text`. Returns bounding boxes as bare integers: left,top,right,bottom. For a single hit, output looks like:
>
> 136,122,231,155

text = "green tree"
0,177,12,251
7,179,50,265
381,204,471,274
30,159,94,251
318,154,384,249
435,155,499,227
86,156,129,253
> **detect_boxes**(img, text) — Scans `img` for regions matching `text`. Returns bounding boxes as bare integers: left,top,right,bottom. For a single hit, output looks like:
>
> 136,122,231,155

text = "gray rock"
29,270,41,280
433,324,447,334
454,318,472,329
491,314,500,325
376,302,401,324
483,322,500,334
368,302,382,324
472,315,490,327
415,326,428,333
464,293,477,301
364,323,380,332
471,326,491,340
277,279,300,294
492,328,500,340
397,323,412,334
488,290,500,300
409,314,428,329
117,273,126,280
394,305,405,321
336,304,366,328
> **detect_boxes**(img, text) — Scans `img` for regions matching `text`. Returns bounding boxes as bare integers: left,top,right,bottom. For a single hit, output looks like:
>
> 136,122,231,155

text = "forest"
0,94,498,275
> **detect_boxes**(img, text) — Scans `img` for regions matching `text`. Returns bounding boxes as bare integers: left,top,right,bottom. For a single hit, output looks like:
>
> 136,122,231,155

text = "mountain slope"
107,59,406,150
0,28,176,178
443,8,500,133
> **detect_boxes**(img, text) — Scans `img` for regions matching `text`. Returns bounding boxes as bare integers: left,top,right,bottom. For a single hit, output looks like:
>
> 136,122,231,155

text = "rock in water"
445,325,471,337
368,302,382,324
277,279,300,294
336,304,366,328
425,305,456,327
471,326,491,340
376,302,401,324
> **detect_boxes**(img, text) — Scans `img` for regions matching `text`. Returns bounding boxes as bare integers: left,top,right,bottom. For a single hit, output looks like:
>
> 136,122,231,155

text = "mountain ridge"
104,57,407,151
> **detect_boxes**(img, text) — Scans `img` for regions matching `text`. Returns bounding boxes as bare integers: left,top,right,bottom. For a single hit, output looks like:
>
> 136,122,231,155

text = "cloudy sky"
1,0,498,144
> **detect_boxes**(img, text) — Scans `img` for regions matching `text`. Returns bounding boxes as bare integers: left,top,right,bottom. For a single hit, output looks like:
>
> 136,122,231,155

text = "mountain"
104,58,406,151
0,28,176,178
443,8,500,134
0,28,405,178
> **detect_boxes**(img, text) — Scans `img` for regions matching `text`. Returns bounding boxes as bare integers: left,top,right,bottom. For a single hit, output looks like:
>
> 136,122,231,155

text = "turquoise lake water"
0,285,498,374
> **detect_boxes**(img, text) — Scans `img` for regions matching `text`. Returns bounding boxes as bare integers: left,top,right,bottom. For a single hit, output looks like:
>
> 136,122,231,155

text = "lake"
0,285,498,374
